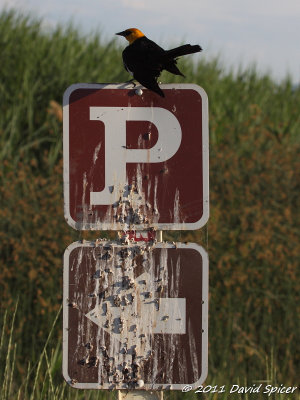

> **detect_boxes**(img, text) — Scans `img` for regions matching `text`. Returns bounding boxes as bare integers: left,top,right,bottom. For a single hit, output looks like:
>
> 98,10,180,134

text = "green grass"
0,8,299,399
0,9,299,168
1,306,298,400
0,303,115,400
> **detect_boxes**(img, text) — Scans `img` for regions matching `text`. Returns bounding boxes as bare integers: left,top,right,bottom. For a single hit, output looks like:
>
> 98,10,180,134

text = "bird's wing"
122,37,165,76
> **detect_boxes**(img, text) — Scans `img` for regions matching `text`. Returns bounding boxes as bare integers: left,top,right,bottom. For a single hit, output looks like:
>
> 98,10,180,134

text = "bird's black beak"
116,31,127,37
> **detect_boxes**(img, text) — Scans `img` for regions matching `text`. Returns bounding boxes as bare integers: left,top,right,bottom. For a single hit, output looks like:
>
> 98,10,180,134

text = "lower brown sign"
63,241,208,390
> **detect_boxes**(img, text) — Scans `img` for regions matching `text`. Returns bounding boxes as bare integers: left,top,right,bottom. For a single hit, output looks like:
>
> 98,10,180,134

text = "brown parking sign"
63,83,209,231
63,241,208,390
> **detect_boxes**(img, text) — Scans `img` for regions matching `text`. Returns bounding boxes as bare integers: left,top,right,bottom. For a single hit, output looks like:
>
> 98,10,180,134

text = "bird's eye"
124,30,132,36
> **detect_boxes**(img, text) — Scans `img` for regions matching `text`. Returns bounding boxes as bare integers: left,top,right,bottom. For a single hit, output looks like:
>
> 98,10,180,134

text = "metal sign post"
118,233,164,400
63,83,209,397
118,392,163,400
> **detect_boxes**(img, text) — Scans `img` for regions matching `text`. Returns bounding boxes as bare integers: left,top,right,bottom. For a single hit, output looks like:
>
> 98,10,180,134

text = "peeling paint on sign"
63,241,208,390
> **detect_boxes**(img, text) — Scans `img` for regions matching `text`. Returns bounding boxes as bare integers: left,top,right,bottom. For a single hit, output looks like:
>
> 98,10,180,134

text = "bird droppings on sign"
76,117,186,232
64,241,207,390
64,83,209,232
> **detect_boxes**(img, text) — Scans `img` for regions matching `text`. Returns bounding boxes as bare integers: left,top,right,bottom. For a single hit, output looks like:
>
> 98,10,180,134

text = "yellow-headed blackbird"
116,28,202,97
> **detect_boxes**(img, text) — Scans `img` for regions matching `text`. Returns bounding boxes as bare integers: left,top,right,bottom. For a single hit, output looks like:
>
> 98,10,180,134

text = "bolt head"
137,379,144,388
135,88,143,96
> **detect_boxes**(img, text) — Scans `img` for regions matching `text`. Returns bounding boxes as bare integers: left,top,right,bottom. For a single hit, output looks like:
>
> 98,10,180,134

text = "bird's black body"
120,35,202,97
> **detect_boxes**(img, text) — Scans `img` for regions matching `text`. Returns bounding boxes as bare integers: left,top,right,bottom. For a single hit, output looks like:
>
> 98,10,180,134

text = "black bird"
116,28,202,97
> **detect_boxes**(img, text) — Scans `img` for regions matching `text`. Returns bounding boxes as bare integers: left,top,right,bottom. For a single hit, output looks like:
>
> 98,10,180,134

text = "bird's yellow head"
116,28,145,44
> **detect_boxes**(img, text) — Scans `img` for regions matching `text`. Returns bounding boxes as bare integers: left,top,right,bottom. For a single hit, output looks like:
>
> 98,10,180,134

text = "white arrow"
85,272,186,350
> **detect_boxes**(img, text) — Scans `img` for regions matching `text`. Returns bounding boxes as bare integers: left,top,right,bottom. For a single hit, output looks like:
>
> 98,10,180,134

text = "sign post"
63,83,209,397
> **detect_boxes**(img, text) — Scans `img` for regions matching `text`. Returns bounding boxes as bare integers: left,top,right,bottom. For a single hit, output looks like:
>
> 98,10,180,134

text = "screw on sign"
63,241,208,390
63,83,209,231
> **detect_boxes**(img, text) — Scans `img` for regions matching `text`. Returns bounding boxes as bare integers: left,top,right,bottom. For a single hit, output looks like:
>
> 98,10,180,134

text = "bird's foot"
125,79,137,88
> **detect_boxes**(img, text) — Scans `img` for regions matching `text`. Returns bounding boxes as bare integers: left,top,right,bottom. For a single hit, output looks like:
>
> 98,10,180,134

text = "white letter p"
89,107,182,205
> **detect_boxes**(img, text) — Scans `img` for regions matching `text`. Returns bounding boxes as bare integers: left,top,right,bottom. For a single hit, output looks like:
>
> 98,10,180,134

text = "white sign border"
63,240,208,391
63,83,209,231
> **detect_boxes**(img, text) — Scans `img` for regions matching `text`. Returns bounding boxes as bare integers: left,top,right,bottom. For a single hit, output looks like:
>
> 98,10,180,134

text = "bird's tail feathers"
166,44,202,58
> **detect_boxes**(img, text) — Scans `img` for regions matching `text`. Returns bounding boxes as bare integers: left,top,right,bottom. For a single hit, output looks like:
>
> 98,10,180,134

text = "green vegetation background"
0,10,299,400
